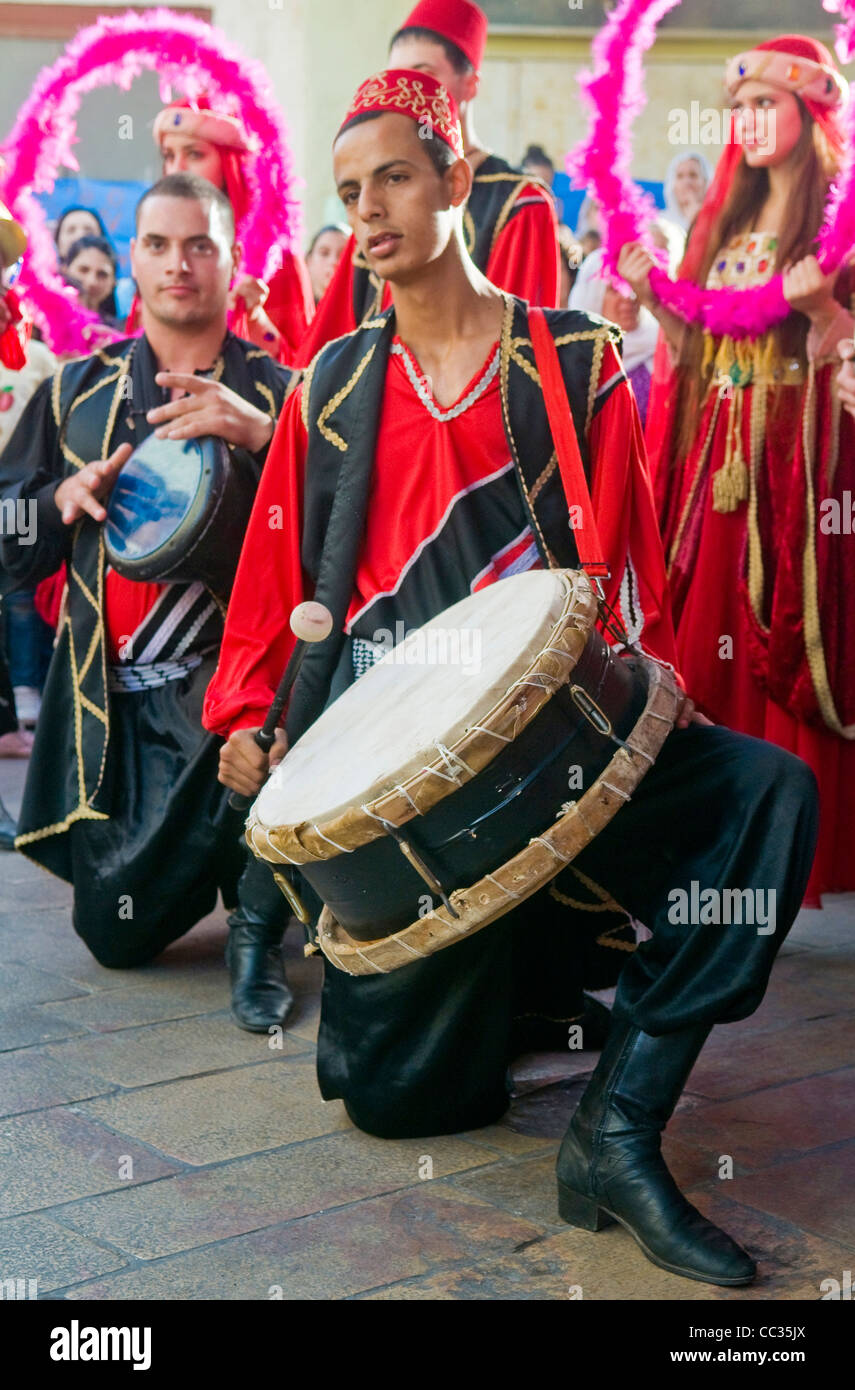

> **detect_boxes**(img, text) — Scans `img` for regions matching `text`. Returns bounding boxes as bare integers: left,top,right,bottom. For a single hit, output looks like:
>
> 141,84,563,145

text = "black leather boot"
0,795,16,851
556,1019,756,1286
226,922,293,1032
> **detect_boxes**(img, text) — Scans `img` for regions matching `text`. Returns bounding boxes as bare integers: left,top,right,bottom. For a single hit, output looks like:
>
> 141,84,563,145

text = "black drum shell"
299,632,648,940
104,435,251,599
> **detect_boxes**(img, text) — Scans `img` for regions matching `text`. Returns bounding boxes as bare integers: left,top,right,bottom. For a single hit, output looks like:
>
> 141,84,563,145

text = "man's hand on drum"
674,693,714,730
53,443,134,525
148,373,275,454
218,727,289,798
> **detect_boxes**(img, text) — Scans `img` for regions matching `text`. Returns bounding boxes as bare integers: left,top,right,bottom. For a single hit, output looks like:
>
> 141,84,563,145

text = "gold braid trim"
554,329,620,349
489,179,530,257
801,363,855,738
79,691,108,727
667,392,723,575
51,367,63,426
254,380,277,420
14,805,110,850
508,338,540,385
88,531,111,804
300,318,388,433
746,380,769,630
463,208,476,255
586,330,605,435
549,864,625,914
316,343,378,452
550,866,635,952
827,376,842,492
506,327,615,401
66,601,87,804
300,363,317,432
529,452,557,504
499,294,556,566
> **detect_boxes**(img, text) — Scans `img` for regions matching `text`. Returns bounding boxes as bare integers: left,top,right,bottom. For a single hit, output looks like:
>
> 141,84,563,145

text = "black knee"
72,915,170,969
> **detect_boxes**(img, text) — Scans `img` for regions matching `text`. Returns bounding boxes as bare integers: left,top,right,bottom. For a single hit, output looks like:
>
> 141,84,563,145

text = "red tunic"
294,180,560,368
203,338,677,738
104,573,166,664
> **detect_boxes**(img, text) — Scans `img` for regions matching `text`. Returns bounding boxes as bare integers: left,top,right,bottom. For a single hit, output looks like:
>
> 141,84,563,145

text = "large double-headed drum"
104,434,252,599
247,570,679,974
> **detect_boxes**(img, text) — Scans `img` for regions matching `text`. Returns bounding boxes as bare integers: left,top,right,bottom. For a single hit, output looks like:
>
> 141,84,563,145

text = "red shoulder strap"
528,305,609,580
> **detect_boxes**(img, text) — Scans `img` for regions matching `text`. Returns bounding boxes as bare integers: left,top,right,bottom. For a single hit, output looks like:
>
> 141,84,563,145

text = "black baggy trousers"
314,725,820,1138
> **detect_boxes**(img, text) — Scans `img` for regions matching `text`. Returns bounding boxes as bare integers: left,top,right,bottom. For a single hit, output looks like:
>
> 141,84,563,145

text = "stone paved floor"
1,754,853,1301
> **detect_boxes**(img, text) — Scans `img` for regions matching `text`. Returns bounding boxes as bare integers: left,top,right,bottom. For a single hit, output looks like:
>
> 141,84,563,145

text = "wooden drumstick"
229,601,334,812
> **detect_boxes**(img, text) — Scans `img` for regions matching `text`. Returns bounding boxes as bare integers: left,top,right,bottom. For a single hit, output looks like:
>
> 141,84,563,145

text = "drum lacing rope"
485,872,523,902
465,724,512,743
529,835,572,864
257,825,299,865
622,740,655,765
599,780,632,802
391,784,421,815
310,824,353,854
427,742,475,785
511,672,565,693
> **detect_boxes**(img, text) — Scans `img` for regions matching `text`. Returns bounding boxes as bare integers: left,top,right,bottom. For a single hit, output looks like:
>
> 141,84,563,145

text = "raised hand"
147,373,275,453
53,443,134,525
616,242,658,308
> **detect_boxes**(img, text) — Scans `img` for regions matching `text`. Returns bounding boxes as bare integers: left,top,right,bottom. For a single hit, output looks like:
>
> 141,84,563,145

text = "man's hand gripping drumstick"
220,601,334,808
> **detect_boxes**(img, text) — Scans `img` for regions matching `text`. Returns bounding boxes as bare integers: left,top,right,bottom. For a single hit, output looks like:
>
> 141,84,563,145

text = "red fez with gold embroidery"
399,0,488,70
336,69,465,160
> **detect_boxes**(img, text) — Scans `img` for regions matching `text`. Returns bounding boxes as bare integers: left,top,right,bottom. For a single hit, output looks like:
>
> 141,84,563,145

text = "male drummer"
294,0,560,365
0,172,298,1031
206,75,818,1287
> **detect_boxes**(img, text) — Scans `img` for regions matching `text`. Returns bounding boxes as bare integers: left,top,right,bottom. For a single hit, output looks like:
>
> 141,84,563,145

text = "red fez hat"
399,0,488,71
337,69,465,159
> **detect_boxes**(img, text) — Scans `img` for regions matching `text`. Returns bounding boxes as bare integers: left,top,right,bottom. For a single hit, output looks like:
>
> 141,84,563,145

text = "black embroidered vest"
287,295,619,741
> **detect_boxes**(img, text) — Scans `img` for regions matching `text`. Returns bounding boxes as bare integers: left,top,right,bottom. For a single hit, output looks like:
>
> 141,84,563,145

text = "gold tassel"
712,453,749,512
711,387,749,512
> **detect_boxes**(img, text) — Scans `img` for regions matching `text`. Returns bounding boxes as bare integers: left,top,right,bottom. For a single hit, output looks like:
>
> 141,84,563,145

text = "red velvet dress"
648,233,855,904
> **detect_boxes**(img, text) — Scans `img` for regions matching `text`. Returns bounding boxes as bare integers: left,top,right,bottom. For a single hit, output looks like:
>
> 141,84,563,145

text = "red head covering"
154,96,254,228
679,35,847,287
337,69,465,159
398,0,488,70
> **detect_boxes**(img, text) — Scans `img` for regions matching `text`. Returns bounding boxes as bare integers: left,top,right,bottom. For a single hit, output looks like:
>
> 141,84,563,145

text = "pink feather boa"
0,8,301,357
569,0,855,340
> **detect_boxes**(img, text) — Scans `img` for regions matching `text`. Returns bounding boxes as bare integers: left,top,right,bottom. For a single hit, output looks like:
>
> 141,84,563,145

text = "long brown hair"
672,101,840,458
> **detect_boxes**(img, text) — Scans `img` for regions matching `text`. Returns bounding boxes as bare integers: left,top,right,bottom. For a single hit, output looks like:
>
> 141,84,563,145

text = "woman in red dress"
622,35,855,905
130,97,314,362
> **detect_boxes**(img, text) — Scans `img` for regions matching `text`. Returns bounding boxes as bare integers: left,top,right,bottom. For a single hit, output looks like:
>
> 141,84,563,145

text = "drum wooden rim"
247,569,600,866
315,657,679,975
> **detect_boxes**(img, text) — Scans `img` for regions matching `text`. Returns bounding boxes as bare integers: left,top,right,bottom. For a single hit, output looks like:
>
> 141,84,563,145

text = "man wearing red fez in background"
206,70,817,1289
294,0,560,365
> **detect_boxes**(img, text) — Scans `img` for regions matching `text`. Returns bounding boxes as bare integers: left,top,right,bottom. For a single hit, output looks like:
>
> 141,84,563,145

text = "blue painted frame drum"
104,434,251,600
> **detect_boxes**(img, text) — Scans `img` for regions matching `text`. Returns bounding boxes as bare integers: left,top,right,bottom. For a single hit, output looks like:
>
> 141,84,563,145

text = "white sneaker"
12,686,41,727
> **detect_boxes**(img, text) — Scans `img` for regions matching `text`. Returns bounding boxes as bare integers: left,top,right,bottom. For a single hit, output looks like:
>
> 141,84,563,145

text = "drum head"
104,435,213,569
254,569,583,834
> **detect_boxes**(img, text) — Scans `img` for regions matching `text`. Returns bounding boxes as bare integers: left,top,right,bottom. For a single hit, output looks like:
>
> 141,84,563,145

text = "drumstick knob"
290,601,333,644
228,601,334,815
